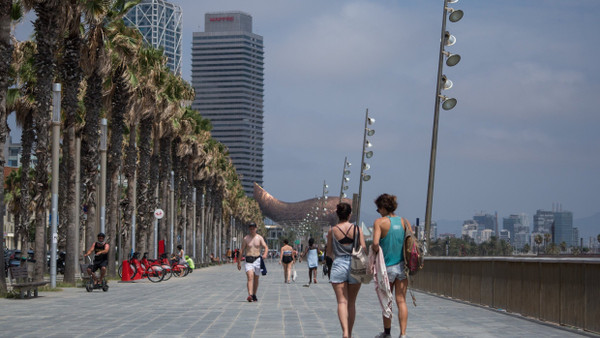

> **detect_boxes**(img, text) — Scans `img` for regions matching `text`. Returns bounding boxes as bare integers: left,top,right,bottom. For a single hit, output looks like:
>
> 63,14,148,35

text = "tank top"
332,225,356,257
94,241,108,262
380,216,405,266
306,247,318,268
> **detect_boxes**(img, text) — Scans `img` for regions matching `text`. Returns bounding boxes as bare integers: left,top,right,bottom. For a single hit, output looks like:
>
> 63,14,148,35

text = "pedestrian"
301,237,319,285
372,193,411,338
326,202,366,338
226,248,232,263
279,239,294,283
176,245,185,265
237,222,269,302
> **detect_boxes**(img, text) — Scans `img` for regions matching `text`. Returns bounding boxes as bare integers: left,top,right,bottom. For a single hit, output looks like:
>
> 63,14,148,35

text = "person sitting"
84,233,109,285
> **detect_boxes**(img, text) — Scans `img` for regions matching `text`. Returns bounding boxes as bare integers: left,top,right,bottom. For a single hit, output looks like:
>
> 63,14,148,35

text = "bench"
8,265,47,299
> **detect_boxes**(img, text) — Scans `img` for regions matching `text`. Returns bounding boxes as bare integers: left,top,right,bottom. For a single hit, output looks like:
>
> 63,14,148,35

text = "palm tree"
559,241,567,253
104,17,142,276
534,234,543,255
0,0,21,294
57,0,84,284
8,39,36,251
543,233,551,252
25,0,63,281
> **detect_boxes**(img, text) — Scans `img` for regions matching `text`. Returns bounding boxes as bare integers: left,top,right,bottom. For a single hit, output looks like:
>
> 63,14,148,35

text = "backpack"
402,218,424,276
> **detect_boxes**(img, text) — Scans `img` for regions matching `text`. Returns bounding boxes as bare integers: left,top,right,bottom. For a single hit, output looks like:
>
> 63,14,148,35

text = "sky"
13,1,600,237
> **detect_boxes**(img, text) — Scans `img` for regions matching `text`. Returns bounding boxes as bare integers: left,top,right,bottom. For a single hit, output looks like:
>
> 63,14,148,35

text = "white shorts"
245,258,261,275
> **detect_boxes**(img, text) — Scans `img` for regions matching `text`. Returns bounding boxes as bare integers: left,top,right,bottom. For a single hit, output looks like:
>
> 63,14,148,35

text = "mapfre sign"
210,17,234,22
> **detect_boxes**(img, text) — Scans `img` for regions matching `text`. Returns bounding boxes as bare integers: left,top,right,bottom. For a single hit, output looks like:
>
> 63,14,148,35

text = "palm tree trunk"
122,122,137,257
136,115,153,253
105,66,128,276
58,5,83,283
32,0,61,281
81,70,102,250
17,112,33,250
0,0,13,294
159,136,171,248
147,123,160,255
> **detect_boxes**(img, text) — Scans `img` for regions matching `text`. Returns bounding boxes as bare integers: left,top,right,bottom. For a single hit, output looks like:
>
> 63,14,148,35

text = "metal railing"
411,257,600,334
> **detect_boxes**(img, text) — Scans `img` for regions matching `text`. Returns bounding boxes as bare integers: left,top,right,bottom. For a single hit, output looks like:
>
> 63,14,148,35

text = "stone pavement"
0,260,595,338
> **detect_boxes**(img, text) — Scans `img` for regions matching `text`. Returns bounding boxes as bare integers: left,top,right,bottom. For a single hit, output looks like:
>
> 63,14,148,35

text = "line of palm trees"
0,0,263,292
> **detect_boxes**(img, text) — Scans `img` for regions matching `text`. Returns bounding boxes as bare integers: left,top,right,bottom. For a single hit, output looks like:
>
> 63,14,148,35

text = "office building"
474,213,496,232
533,209,554,233
192,12,264,195
124,0,183,75
553,211,573,246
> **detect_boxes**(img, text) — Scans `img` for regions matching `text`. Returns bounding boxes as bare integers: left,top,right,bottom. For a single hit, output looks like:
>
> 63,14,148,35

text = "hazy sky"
13,1,600,232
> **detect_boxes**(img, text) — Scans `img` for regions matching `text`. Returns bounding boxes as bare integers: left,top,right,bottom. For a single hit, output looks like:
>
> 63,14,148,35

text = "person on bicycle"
85,233,109,285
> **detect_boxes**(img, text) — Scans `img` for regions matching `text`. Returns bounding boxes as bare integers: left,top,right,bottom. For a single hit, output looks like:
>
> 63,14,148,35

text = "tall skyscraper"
191,12,264,195
124,0,183,75
553,211,573,246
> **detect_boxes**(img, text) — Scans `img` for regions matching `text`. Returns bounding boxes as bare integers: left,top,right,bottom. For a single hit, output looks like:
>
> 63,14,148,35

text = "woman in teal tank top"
372,193,411,338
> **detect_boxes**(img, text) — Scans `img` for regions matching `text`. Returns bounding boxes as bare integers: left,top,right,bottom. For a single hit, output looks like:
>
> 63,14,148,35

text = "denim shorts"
329,255,359,284
386,263,407,282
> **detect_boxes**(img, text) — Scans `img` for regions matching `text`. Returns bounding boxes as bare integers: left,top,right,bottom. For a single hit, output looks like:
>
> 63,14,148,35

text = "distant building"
533,209,554,233
572,227,580,248
438,233,456,239
553,211,573,246
480,229,494,243
474,213,495,231
499,229,510,243
192,11,264,195
124,0,183,75
462,220,478,241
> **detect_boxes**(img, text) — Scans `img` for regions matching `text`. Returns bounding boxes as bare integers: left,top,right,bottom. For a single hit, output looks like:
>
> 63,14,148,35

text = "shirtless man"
237,222,268,302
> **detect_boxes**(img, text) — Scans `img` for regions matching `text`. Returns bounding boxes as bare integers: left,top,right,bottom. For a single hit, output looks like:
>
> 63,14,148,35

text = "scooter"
85,256,109,292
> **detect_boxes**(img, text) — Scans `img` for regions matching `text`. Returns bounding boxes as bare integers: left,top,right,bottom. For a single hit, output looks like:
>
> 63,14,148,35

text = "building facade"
192,12,264,195
553,211,574,246
124,0,183,75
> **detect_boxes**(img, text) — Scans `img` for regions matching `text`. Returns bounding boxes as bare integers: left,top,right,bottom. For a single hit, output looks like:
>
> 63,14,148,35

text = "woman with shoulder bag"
372,193,410,338
326,202,366,338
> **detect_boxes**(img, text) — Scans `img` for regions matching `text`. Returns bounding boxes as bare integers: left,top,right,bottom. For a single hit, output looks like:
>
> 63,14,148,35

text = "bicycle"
140,253,167,283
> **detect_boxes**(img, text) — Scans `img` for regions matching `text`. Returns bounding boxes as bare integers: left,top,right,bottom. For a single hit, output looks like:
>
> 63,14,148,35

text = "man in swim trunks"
237,222,269,302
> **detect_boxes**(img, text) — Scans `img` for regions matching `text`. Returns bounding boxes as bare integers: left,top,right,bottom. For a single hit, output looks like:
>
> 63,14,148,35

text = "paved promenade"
0,260,595,337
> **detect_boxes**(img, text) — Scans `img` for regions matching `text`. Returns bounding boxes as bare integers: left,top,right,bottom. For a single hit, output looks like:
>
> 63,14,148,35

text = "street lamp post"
99,118,107,234
50,83,61,288
424,0,463,251
355,109,375,228
339,157,351,203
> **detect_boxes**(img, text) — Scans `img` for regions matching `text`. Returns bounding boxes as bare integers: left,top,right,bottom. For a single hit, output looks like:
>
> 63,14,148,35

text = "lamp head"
365,151,373,159
448,9,464,22
362,174,371,182
367,117,375,125
441,75,453,90
440,96,458,110
444,32,456,46
367,129,375,136
446,53,461,67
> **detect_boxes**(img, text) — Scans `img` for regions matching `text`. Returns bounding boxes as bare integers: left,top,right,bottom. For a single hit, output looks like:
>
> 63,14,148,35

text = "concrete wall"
412,257,600,334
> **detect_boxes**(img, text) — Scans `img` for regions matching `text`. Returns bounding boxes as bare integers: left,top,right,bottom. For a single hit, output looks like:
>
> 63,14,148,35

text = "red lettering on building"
210,17,234,22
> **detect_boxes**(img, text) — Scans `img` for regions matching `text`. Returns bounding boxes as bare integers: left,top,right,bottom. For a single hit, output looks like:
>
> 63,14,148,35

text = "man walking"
237,222,268,302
